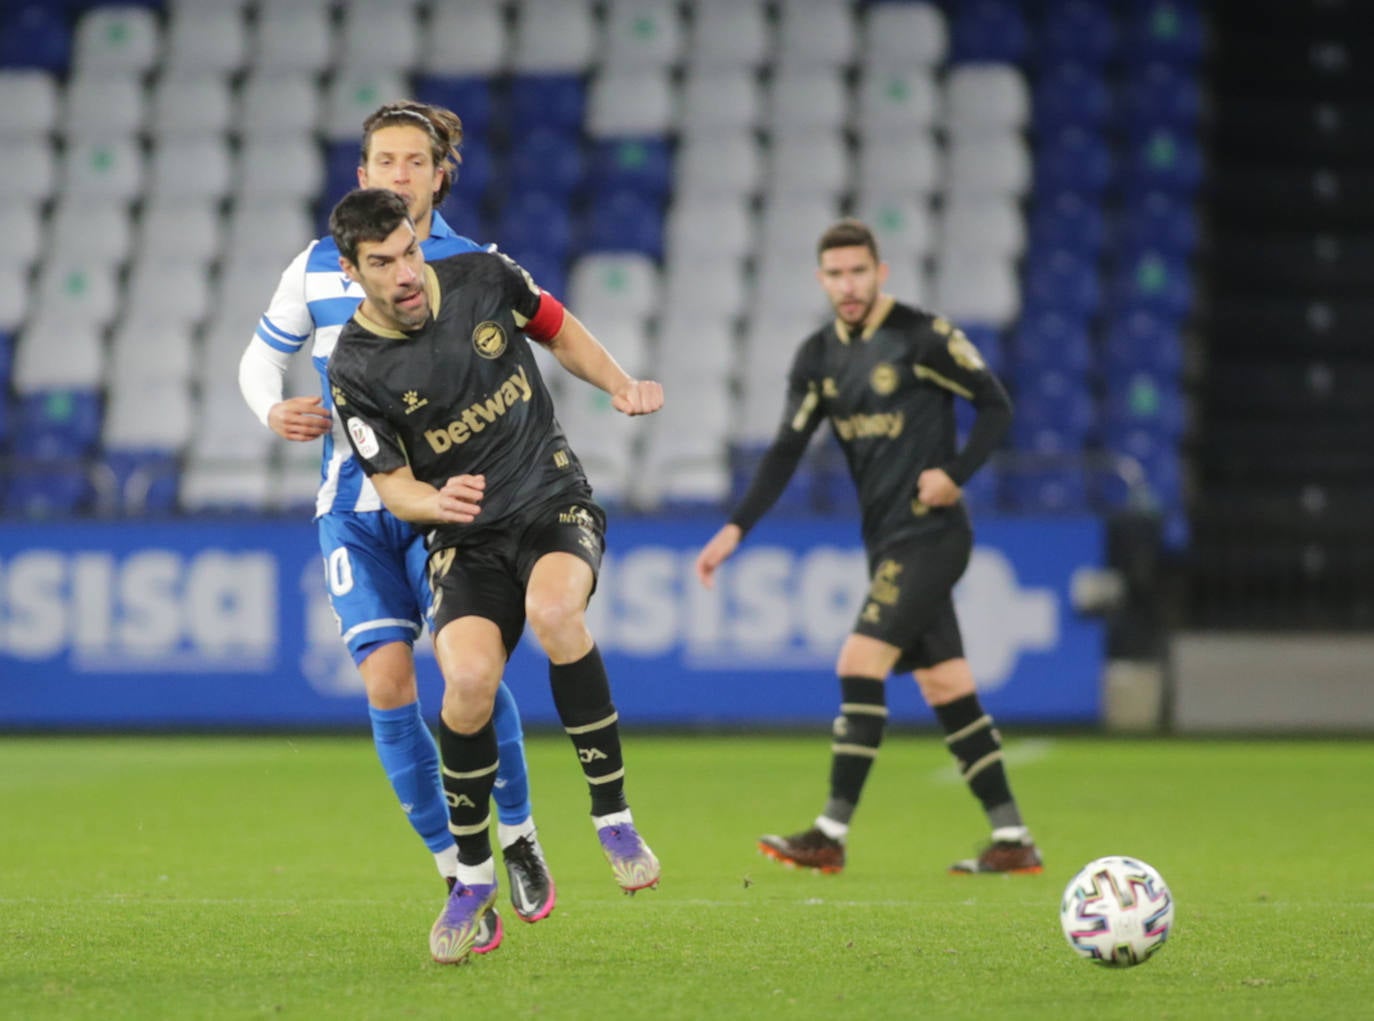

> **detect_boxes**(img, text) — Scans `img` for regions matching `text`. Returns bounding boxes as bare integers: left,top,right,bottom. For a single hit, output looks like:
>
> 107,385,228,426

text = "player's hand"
916,468,961,508
268,396,332,441
436,474,485,523
611,379,664,416
695,523,742,589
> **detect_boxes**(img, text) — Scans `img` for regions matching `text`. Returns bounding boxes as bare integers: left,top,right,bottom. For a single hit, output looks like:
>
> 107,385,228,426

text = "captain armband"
525,292,566,343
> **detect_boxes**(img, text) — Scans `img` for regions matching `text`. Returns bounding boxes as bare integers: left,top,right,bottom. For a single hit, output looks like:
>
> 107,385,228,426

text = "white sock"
434,845,458,879
454,857,496,887
814,816,848,842
498,817,536,849
992,825,1031,844
593,809,633,829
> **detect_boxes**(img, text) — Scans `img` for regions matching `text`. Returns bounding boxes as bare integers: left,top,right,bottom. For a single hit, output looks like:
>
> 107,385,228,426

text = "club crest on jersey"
473,320,507,359
870,363,899,395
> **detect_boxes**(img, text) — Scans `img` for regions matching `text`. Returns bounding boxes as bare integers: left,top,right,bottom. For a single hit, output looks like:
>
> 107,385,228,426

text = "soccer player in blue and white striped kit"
238,102,553,952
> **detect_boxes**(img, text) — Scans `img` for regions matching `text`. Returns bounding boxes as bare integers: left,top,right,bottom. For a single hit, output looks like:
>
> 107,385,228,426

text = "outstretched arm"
541,308,664,416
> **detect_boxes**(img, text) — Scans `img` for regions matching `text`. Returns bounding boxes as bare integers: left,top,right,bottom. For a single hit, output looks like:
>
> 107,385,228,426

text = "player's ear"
877,260,890,286
339,256,362,285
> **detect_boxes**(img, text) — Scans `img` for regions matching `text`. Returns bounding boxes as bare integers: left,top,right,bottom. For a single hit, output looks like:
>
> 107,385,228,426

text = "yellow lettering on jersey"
424,364,534,452
833,411,904,441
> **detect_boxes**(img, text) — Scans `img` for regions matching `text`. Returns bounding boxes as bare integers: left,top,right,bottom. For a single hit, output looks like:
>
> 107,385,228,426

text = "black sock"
824,676,888,825
933,693,1022,830
437,718,497,866
550,645,628,816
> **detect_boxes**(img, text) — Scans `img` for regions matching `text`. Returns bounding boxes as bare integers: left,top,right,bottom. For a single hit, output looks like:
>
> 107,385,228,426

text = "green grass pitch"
1,731,1370,1020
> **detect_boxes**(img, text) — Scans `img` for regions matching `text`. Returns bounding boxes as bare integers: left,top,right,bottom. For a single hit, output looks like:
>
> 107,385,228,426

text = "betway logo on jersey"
585,545,1057,689
833,411,904,441
425,364,534,452
0,549,276,669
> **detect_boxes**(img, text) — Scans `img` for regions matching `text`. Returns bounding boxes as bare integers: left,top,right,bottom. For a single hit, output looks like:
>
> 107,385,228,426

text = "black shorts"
427,490,606,655
853,526,972,674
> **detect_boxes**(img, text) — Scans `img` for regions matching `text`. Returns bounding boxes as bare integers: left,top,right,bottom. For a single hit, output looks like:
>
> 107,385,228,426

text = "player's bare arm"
371,464,485,525
543,310,664,416
694,523,743,589
916,468,961,507
267,396,332,442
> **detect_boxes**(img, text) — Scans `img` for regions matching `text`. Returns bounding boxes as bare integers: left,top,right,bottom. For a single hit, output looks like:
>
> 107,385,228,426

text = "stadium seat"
48,195,134,268
929,251,1021,329
1119,60,1203,132
635,382,733,510
1034,126,1115,195
774,0,858,70
861,2,948,70
587,67,674,137
251,2,334,74
566,252,660,329
1028,191,1108,260
321,71,410,142
678,67,763,133
1116,190,1199,259
61,70,147,137
1011,369,1097,440
69,5,160,74
1013,311,1096,377
222,198,314,268
510,0,597,75
3,464,100,519
237,70,321,139
1121,127,1205,196
0,200,44,276
103,379,193,452
1038,0,1118,66
655,314,738,384
161,4,247,75
60,136,144,202
661,258,749,325
855,66,941,136
767,68,848,132
1111,251,1194,320
948,0,1032,64
939,194,1026,260
1021,248,1103,319
944,132,1032,198
578,190,664,259
601,0,684,70
664,194,754,265
1103,372,1186,438
1103,309,1184,377
508,75,586,135
150,72,235,138
236,137,324,202
0,137,57,206
0,68,60,135
495,191,575,263
686,2,769,70
856,192,936,263
179,460,274,514
337,0,421,72
946,64,1030,134
12,389,104,460
103,449,181,515
32,259,122,329
1002,465,1089,513
420,1,508,76
147,136,233,201
856,133,941,198
767,128,850,199
1123,2,1207,66
0,3,71,72
1032,62,1113,134
674,128,764,199
587,137,673,201
411,75,496,142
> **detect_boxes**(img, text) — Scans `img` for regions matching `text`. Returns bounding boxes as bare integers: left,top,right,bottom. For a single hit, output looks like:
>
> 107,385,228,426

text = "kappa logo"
578,747,608,763
472,320,507,359
402,390,429,414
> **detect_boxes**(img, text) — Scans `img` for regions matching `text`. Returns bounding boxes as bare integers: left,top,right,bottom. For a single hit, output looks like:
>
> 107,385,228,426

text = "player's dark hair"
817,218,882,263
330,188,413,265
359,100,464,205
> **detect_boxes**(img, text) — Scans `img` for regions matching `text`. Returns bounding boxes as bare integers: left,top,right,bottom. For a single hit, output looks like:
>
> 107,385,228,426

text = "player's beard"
835,292,876,327
390,285,429,330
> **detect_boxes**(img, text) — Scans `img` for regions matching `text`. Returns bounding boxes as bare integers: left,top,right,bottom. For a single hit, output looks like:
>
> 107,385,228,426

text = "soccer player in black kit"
327,188,663,964
696,219,1042,877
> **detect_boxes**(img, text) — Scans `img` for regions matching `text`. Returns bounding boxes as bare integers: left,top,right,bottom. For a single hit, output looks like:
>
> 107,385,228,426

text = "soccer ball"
1059,855,1174,967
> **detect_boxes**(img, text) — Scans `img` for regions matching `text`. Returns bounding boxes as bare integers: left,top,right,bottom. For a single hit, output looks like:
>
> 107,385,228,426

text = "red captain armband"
524,291,566,343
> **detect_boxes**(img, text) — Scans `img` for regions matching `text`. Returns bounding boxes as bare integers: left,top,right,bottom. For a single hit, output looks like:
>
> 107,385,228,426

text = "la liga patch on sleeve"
347,417,380,459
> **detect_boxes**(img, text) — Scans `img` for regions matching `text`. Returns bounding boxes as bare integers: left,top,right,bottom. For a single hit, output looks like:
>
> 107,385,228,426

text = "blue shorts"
316,510,432,665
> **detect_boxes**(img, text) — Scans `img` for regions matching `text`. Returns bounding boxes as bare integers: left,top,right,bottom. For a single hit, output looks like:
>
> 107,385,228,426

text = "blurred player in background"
327,187,663,964
238,102,553,951
695,218,1042,876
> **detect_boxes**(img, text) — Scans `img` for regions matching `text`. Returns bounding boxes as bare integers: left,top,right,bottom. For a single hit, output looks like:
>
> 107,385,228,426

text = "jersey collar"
834,294,895,343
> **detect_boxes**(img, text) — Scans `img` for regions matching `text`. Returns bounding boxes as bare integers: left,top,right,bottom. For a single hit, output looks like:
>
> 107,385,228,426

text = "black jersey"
731,297,1012,552
328,250,589,548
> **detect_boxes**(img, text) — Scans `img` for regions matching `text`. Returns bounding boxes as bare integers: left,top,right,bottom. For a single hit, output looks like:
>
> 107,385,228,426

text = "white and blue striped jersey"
247,213,484,517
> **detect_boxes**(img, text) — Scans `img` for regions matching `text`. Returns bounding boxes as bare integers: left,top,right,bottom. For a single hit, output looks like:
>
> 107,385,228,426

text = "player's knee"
915,659,976,705
357,641,419,709
524,589,585,645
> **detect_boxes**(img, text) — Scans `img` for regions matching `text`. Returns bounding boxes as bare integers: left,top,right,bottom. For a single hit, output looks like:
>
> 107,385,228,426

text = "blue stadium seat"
322,140,359,207
1120,127,1204,196
508,75,586,135
1028,191,1107,259
0,329,13,393
13,389,103,460
958,462,1000,512
1013,310,1096,377
578,190,664,259
1119,60,1202,132
1103,309,1183,377
1034,126,1114,195
412,75,497,142
1103,372,1185,438
1038,1,1118,66
1003,465,1090,514
1021,248,1103,319
507,126,584,200
494,191,575,263
1116,190,1199,259
948,0,1031,64
1110,250,1193,320
507,247,567,301
1032,62,1112,134
1012,369,1098,439
3,463,96,519
104,449,180,516
0,3,70,72
730,441,816,517
587,137,673,202
1123,1,1206,66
